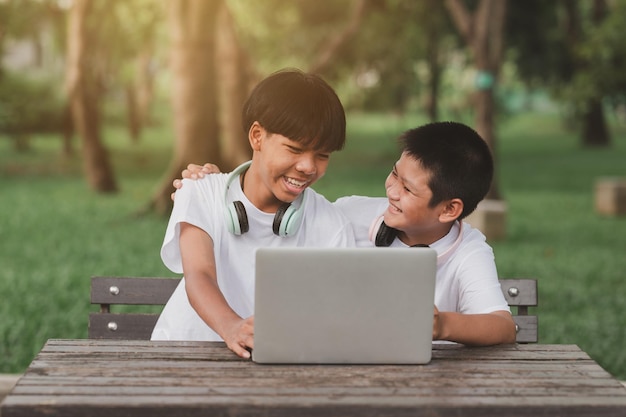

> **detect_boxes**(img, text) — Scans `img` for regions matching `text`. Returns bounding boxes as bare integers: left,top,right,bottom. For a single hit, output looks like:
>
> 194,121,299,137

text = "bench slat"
91,276,181,305
89,276,538,343
499,278,538,307
88,313,159,340
512,316,538,343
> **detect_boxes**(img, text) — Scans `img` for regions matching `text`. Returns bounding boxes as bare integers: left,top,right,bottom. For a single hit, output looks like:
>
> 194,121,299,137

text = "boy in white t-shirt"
176,122,517,346
151,69,356,358
333,122,516,345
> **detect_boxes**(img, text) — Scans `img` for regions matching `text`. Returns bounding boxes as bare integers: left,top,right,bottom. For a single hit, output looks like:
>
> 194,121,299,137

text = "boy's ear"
439,198,464,223
249,121,265,151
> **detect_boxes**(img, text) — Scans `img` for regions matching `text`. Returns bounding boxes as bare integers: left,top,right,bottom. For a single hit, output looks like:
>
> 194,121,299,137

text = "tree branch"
488,0,507,68
308,0,368,74
444,0,473,44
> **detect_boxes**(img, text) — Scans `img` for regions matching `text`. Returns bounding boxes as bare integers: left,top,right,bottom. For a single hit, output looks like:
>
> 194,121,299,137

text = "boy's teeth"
286,178,305,187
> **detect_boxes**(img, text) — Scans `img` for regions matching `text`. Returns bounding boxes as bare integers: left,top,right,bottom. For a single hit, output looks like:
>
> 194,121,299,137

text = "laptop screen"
253,247,436,364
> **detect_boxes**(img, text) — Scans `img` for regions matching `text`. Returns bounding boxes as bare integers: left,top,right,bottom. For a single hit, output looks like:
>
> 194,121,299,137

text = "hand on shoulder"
171,163,223,201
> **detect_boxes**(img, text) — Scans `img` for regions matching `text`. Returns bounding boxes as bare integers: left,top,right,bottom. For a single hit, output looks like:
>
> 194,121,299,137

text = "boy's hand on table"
222,316,255,359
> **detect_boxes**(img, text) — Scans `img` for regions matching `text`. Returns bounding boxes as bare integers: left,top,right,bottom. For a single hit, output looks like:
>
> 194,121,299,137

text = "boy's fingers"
181,169,196,179
202,163,222,174
184,164,206,177
230,341,251,359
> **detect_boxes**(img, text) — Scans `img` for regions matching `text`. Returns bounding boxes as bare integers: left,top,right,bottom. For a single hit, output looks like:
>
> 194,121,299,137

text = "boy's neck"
239,168,247,192
240,165,288,214
397,221,456,247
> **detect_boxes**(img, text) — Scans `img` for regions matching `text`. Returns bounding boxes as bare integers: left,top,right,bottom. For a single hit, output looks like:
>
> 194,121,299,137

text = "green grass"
492,113,626,378
0,124,175,371
1,111,625,380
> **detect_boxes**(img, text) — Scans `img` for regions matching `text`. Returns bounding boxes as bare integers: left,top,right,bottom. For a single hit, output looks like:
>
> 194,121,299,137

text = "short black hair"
399,122,493,219
242,68,346,152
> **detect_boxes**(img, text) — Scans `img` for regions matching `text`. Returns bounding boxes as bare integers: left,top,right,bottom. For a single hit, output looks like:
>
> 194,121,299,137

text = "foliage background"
1,0,626,382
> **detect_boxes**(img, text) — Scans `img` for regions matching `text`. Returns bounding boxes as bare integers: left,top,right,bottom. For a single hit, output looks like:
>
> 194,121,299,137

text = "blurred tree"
147,0,256,215
0,0,68,151
421,0,450,122
63,0,166,192
101,0,164,143
147,0,371,214
229,0,448,117
579,0,626,141
560,0,609,147
334,0,455,118
215,3,258,173
0,73,65,151
228,0,368,74
65,0,117,192
444,0,507,200
308,0,369,75
0,0,45,77
507,0,626,148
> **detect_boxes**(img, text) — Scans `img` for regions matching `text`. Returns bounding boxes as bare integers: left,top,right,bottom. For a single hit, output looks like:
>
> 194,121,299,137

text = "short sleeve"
160,175,226,273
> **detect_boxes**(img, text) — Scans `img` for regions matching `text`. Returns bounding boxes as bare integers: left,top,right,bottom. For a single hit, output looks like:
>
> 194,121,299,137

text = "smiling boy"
334,123,516,345
151,69,356,358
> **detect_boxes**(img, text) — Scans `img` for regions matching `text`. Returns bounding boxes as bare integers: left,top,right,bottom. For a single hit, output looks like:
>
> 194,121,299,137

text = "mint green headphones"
224,161,307,237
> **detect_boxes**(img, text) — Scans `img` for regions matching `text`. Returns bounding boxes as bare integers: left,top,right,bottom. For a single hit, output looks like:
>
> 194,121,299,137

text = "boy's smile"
244,122,330,213
383,152,450,246
283,174,310,193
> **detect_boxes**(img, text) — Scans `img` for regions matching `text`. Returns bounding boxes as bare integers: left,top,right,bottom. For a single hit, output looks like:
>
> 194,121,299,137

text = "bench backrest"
89,276,538,342
89,276,181,340
498,278,538,343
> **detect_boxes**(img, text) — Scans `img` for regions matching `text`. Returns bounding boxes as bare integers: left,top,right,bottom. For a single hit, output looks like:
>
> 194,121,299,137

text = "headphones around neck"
224,161,307,237
368,214,464,260
368,215,399,247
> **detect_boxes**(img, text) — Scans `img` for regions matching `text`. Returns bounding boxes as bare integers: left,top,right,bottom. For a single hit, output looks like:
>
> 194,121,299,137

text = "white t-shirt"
333,196,510,315
151,173,356,341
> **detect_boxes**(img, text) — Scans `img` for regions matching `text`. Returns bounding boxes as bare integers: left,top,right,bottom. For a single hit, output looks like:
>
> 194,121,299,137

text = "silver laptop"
253,247,437,364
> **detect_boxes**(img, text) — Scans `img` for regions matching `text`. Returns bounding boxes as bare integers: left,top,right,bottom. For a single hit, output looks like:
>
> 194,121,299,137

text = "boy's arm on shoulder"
433,308,517,346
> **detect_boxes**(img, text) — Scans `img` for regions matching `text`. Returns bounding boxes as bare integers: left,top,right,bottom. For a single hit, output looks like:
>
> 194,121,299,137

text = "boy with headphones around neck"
177,122,518,346
151,69,356,358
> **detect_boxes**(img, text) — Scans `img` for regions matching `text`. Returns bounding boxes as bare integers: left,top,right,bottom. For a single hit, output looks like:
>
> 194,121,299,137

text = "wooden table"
2,339,626,417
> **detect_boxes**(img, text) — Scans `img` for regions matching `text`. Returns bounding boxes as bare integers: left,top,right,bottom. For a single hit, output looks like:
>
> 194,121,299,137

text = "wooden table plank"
4,395,626,417
11,383,626,398
2,339,626,417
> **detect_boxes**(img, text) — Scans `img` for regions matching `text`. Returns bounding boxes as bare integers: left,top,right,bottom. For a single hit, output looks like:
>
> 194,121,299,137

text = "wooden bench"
89,276,538,342
499,278,538,343
89,277,180,340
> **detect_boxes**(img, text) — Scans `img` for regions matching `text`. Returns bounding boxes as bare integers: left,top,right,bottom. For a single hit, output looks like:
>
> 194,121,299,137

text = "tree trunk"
475,89,499,200
148,0,222,216
581,0,610,147
124,49,157,144
424,3,441,122
215,3,255,171
582,98,610,147
125,82,141,143
61,102,74,157
444,0,507,201
65,0,117,193
562,0,611,148
136,50,155,128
